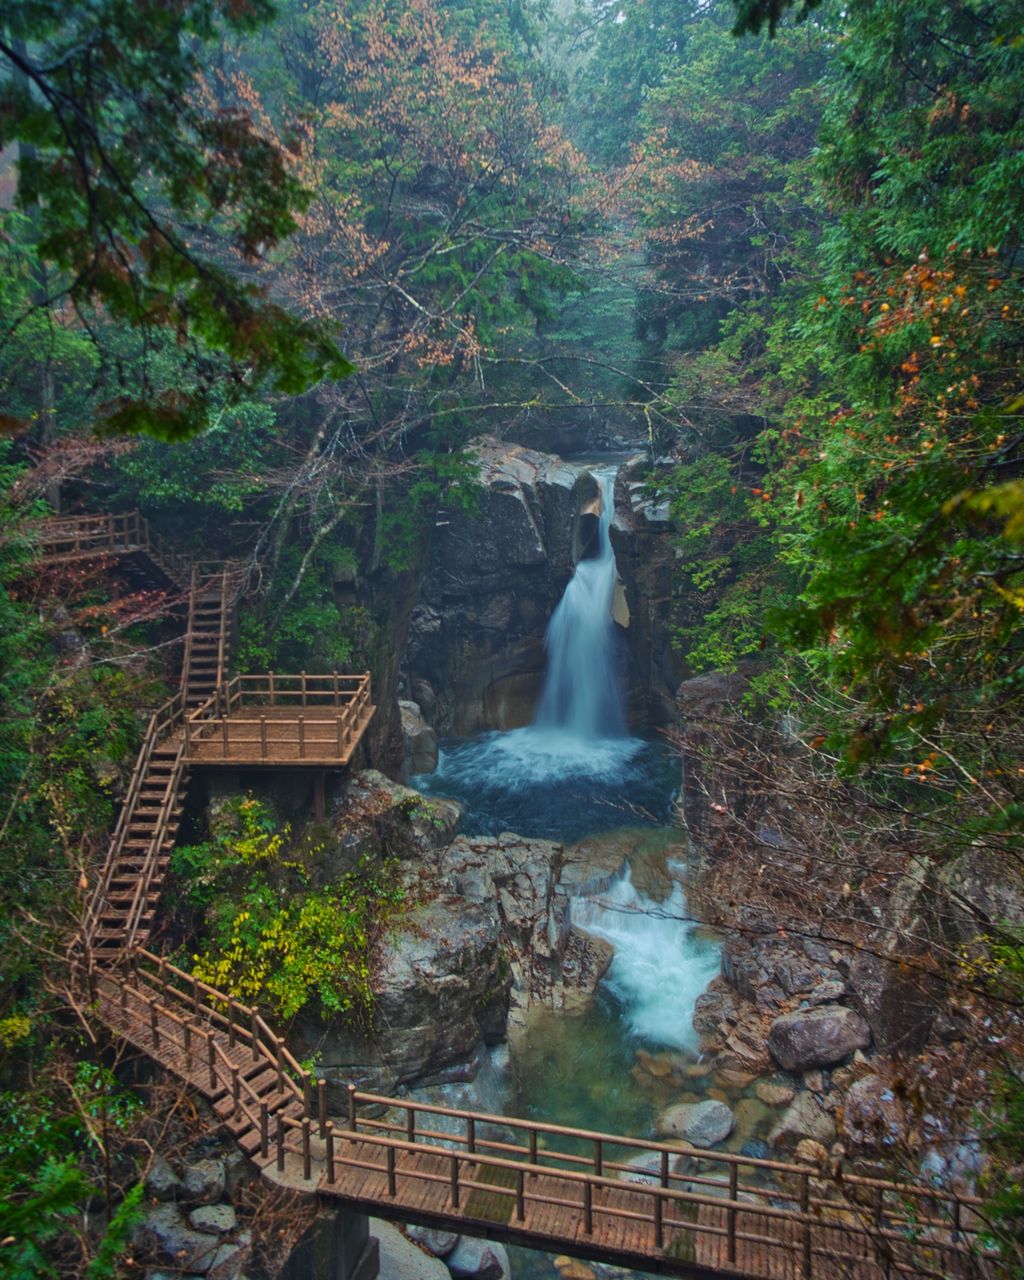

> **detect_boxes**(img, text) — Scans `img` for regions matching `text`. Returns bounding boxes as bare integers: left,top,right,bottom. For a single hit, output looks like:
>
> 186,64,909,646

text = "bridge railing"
335,1089,995,1280
183,672,373,763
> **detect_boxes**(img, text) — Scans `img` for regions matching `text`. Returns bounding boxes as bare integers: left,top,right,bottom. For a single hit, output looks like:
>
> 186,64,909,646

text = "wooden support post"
467,1116,476,1155
276,1037,285,1091
347,1084,358,1133
326,1123,335,1184
318,1080,328,1139
583,1181,593,1235
516,1170,525,1223
387,1145,397,1197
302,1119,312,1181
303,1071,312,1119
227,1001,236,1048
450,1155,460,1211
407,1106,415,1145
727,1162,738,1264
277,1114,285,1173
529,1129,538,1171
251,1006,260,1061
260,1104,269,1160
313,771,325,822
231,1065,240,1115
801,1171,812,1278
207,1032,216,1090
653,1190,664,1249
594,1138,603,1178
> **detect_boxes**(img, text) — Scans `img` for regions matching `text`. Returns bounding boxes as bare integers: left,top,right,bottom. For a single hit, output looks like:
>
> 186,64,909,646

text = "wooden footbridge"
38,513,996,1280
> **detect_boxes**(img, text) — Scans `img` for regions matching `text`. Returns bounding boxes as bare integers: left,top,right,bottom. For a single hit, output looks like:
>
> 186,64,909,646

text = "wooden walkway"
44,511,994,1280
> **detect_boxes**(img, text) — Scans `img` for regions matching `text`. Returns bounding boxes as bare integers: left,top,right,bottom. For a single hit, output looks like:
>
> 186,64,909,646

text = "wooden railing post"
583,1181,593,1235
227,1000,236,1048
529,1129,538,1171
467,1116,476,1155
407,1105,415,1145
728,1162,738,1263
260,715,268,759
318,1080,328,1139
301,670,307,707
269,671,275,707
450,1154,460,1210
302,1119,312,1181
277,1113,286,1173
326,1123,336,1185
260,1103,269,1160
347,1084,358,1132
801,1170,812,1278
276,1037,285,1092
653,1188,664,1249
298,717,306,760
387,1144,397,1197
231,1065,240,1115
594,1138,603,1177
302,1071,312,1119
516,1169,525,1222
207,1032,216,1090
251,1006,260,1061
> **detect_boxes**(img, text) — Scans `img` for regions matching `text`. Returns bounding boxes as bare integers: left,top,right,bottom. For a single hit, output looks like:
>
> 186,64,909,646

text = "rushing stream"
412,464,727,1277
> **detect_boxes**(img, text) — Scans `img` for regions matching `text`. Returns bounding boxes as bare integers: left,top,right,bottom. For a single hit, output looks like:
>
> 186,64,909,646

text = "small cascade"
534,467,625,739
570,863,721,1051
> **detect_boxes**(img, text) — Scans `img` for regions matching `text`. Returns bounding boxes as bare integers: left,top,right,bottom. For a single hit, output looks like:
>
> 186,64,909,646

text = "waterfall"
534,467,625,739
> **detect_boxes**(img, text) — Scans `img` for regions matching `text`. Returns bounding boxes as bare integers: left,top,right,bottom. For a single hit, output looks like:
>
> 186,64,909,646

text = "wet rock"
555,1260,596,1280
794,1139,829,1166
767,1005,871,1072
740,1140,771,1161
189,1205,237,1236
207,1235,250,1280
374,1220,451,1280
446,1236,511,1280
145,1155,183,1201
135,1203,220,1272
842,1075,907,1150
755,1082,795,1107
769,1092,836,1151
658,1099,735,1147
181,1160,225,1206
400,701,439,779
846,951,938,1056
405,1226,460,1258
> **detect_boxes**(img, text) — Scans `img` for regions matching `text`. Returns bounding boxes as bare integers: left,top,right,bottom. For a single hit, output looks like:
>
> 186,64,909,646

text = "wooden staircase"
182,566,235,710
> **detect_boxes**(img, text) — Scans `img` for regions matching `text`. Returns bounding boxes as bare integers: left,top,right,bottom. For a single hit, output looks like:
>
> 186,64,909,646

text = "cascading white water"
571,862,721,1051
534,467,625,738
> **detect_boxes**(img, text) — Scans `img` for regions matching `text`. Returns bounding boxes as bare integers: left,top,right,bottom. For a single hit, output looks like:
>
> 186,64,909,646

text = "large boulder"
399,701,439,780
298,896,510,1099
446,1237,511,1280
767,1005,871,1072
769,1091,836,1151
658,1099,735,1148
845,950,938,1055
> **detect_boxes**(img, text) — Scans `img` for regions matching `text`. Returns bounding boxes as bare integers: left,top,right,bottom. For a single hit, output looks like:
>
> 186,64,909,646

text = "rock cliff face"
405,439,596,736
611,457,686,727
404,440,683,738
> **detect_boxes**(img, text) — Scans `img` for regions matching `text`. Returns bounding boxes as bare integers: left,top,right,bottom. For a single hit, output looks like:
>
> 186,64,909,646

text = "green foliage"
0,0,351,441
173,797,404,1021
0,1065,145,1280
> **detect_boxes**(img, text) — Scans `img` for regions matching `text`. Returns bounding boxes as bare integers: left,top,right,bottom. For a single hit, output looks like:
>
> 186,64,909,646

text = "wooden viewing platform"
185,673,375,766
34,510,193,588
